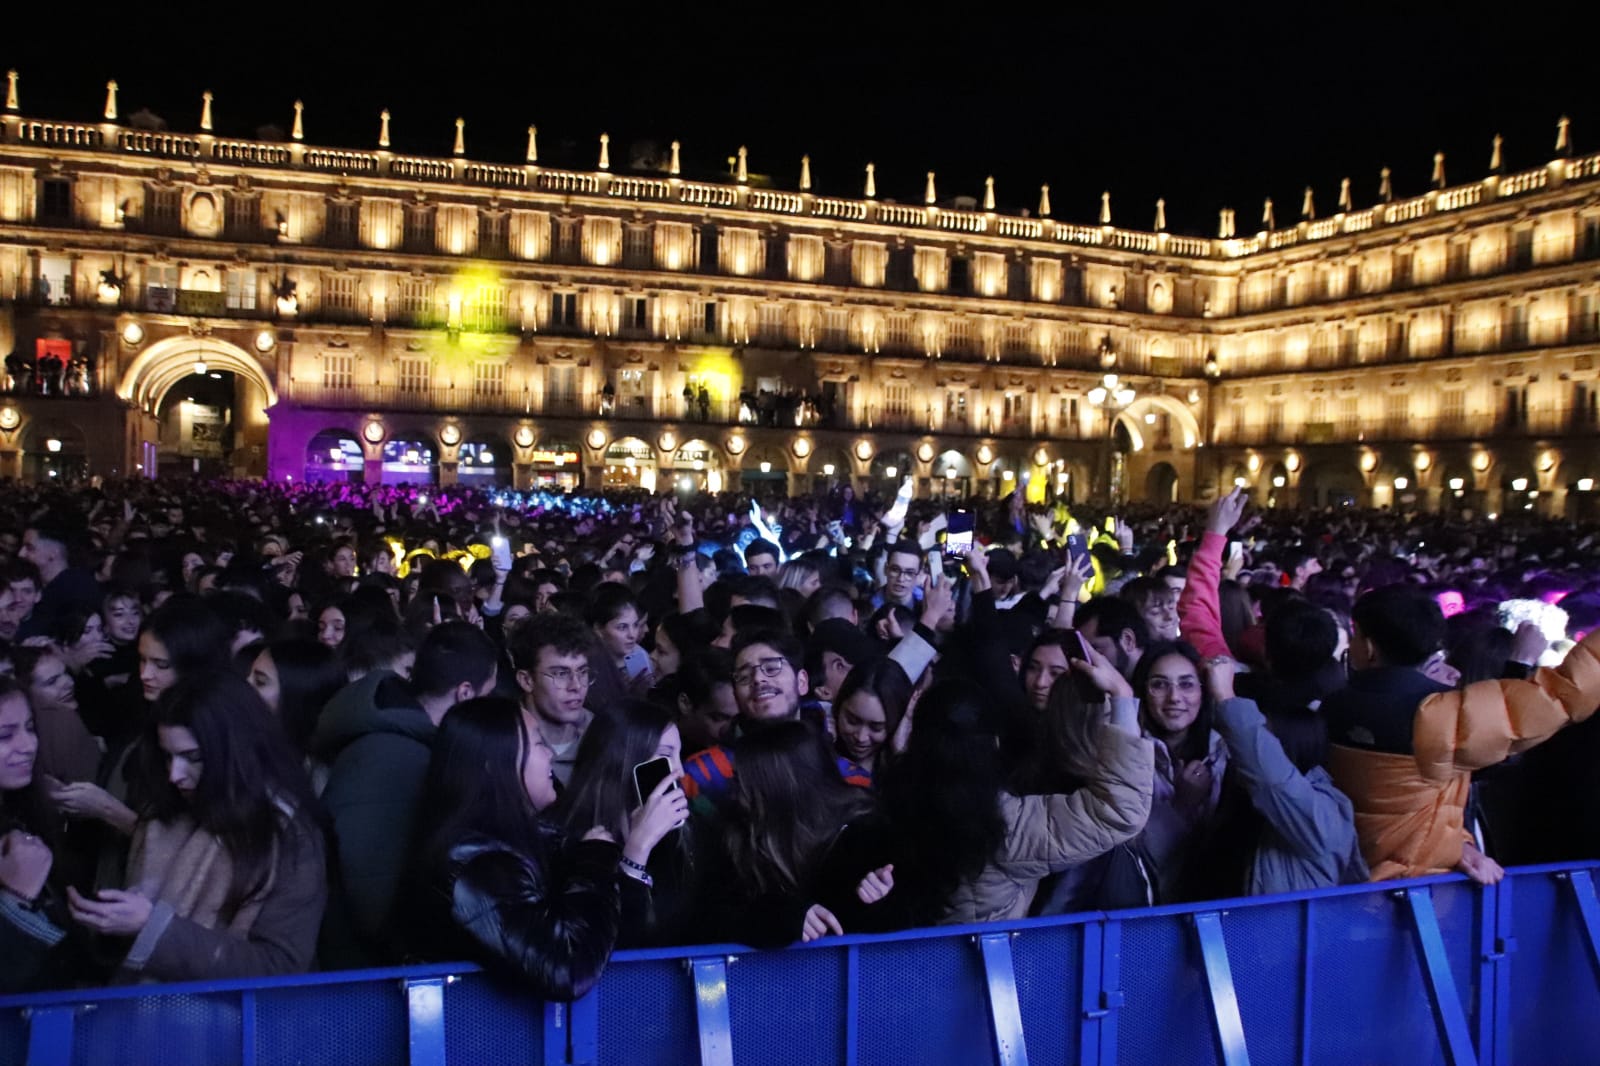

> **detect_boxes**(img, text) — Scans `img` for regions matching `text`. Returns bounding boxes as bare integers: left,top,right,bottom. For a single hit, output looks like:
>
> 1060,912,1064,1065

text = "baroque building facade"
0,75,1597,515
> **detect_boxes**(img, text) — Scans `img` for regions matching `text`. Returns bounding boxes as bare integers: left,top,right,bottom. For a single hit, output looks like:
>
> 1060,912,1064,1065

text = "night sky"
4,4,1587,236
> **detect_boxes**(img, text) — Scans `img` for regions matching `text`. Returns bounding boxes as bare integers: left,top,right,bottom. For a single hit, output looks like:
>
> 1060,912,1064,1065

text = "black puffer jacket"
410,829,622,1001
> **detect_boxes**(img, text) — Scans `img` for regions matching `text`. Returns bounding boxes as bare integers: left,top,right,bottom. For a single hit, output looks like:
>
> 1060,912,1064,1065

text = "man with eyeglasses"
510,614,598,786
682,628,813,805
872,540,925,611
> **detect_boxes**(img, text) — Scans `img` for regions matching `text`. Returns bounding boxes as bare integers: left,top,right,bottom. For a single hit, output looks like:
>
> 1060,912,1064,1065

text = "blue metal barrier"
3,863,1598,1066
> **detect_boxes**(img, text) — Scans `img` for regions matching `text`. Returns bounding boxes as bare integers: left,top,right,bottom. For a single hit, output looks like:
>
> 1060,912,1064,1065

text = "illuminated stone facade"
0,76,1596,512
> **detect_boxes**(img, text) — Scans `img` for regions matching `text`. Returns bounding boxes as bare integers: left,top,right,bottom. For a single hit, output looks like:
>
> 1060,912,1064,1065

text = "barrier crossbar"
2,862,1597,1066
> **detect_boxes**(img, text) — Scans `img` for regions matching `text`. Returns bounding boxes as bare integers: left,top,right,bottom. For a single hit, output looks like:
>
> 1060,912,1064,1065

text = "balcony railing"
1214,408,1597,447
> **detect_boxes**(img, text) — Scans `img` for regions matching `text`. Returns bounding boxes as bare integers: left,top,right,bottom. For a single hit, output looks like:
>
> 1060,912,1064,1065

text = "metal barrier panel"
10,866,1600,1066
1508,865,1600,1066
595,957,699,1066
856,933,996,1066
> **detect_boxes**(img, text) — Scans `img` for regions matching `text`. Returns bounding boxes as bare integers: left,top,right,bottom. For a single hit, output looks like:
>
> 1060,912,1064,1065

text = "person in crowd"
406,697,622,1000
671,648,741,754
880,661,1153,925
510,614,599,786
1121,576,1181,643
777,556,824,601
316,621,499,967
18,517,102,641
246,638,348,761
1,679,74,992
873,541,924,611
66,673,326,981
587,582,650,688
558,699,692,947
1074,597,1150,679
831,658,913,782
12,646,100,787
743,539,781,579
1129,640,1229,901
701,719,894,946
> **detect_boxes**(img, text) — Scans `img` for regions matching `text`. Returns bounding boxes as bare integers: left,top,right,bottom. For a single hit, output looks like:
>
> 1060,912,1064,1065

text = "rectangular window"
1385,392,1409,429
38,179,72,221
397,357,431,393
473,361,505,398
1504,386,1527,427
883,382,912,417
225,269,257,311
321,353,354,390
547,366,577,406
759,303,786,345
322,274,358,318
1339,395,1361,434
404,206,433,252
325,200,357,247
465,285,507,332
550,291,578,328
37,254,73,305
479,212,508,257
1005,321,1030,358
1575,383,1600,427
398,277,434,325
946,317,971,355
886,314,913,353
823,309,849,349
624,295,650,334
145,263,178,311
145,187,180,233
1441,390,1466,427
701,300,719,337
225,194,261,238
623,225,652,268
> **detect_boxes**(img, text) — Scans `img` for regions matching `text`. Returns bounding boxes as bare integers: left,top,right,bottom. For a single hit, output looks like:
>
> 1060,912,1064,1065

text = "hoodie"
313,670,435,967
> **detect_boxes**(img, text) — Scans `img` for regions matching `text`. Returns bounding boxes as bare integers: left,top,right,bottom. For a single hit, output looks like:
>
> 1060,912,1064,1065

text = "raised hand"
1206,487,1248,536
622,774,689,867
856,864,895,904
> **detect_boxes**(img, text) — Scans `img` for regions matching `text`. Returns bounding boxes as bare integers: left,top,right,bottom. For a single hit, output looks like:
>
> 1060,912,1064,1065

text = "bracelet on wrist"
620,855,649,874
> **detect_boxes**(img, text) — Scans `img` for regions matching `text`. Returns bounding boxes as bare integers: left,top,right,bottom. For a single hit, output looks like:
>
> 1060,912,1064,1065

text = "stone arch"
305,427,364,484
118,335,278,413
1119,394,1202,451
1300,461,1366,508
1145,461,1180,502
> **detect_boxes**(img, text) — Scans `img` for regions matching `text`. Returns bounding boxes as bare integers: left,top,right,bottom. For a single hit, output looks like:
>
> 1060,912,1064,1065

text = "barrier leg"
689,956,734,1066
22,1007,75,1066
976,932,1030,1066
1078,920,1121,1066
1192,911,1251,1066
1402,888,1478,1066
1562,869,1600,981
403,978,448,1066
1477,880,1514,1066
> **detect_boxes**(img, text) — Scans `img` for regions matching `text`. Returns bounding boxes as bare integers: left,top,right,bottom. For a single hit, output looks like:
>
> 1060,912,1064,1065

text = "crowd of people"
3,475,1599,1000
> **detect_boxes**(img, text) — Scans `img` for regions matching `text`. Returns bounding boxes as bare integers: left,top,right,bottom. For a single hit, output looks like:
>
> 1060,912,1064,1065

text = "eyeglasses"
540,667,594,689
1146,677,1202,696
885,565,921,580
733,656,791,689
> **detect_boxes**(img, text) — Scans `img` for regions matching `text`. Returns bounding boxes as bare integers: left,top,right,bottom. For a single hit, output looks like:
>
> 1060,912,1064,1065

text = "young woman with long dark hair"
66,672,327,980
0,679,73,992
703,719,897,946
831,658,913,779
559,699,692,947
246,638,347,758
407,697,623,1000
880,659,1154,926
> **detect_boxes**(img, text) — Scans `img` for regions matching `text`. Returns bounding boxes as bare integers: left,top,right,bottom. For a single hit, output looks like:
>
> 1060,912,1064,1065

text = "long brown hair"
726,720,874,895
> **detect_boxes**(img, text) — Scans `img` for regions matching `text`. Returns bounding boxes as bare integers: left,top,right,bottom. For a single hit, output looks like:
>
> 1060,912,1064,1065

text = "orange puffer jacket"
1329,629,1600,880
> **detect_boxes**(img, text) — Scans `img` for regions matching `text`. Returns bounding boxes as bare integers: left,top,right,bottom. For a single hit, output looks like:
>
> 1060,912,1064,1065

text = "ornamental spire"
800,155,812,191
1154,198,1167,231
291,100,304,141
598,133,610,170
669,140,680,176
1488,133,1503,173
103,80,118,121
1431,151,1446,189
983,176,995,211
864,162,876,198
4,70,17,111
1038,184,1051,218
453,118,465,156
1338,177,1352,212
1262,197,1276,231
1556,115,1572,156
1378,166,1393,203
200,91,213,132
1300,186,1315,221
525,125,537,163
736,146,748,183
379,110,391,149
925,171,936,205
1099,190,1111,225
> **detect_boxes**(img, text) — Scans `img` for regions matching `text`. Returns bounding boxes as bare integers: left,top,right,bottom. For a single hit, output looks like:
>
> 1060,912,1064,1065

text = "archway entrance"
381,438,438,484
669,439,723,493
305,428,364,484
604,437,656,490
118,336,276,479
1301,461,1365,508
21,419,87,483
1145,462,1180,503
458,435,512,488
930,449,973,500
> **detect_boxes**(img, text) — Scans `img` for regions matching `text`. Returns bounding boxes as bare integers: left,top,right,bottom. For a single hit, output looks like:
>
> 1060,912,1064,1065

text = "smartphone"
1065,531,1089,565
632,756,676,808
490,534,512,571
945,509,974,556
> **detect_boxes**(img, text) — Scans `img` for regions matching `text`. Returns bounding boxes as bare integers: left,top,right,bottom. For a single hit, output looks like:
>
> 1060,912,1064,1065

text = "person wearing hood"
314,621,499,967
